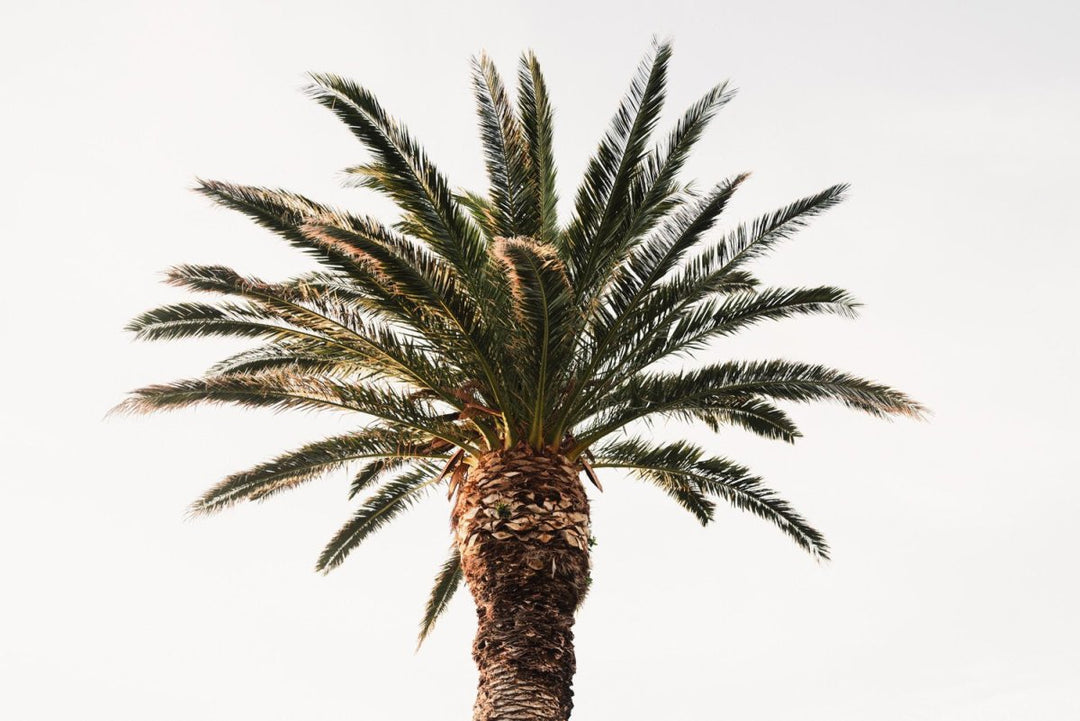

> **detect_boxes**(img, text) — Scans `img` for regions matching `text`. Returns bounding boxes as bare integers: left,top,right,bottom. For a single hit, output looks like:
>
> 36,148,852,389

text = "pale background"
2,1,1078,719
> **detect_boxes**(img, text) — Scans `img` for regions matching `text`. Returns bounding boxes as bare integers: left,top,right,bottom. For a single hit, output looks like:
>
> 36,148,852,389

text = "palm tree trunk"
452,443,591,721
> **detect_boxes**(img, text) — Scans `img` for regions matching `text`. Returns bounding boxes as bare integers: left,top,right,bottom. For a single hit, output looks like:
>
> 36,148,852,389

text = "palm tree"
120,41,922,721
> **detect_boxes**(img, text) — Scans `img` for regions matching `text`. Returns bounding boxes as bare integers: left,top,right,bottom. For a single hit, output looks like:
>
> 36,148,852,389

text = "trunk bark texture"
452,444,591,721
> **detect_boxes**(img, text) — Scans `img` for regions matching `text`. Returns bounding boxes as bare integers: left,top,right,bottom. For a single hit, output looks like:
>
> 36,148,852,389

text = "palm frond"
316,462,442,572
697,397,802,443
587,81,737,300
194,181,364,276
297,222,472,325
562,39,672,293
301,222,509,422
455,190,498,241
681,361,926,418
191,427,445,514
655,286,861,362
582,184,847,387
672,184,849,297
114,372,482,452
129,302,383,382
206,341,378,378
631,82,736,226
161,264,466,400
306,73,487,280
348,456,421,500
126,301,284,341
417,546,464,646
549,177,749,439
517,51,559,243
575,360,924,450
592,438,828,558
493,237,579,444
115,373,365,415
693,458,830,560
472,53,536,237
194,182,454,343
586,176,749,351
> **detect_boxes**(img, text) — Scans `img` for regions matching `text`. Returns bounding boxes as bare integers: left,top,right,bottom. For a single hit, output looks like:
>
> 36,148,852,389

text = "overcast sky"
3,0,1078,719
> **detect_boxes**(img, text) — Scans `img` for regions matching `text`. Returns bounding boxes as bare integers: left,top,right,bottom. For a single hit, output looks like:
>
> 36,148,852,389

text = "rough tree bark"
452,443,591,721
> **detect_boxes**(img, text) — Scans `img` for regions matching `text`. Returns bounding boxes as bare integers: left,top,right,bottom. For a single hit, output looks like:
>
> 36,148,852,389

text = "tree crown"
120,41,923,641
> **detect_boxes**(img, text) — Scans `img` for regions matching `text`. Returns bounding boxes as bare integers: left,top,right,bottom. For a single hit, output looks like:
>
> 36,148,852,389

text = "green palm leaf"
563,39,672,296
575,360,923,450
517,51,559,243
592,439,828,558
206,341,378,378
191,428,446,514
696,397,803,443
115,373,481,452
306,74,487,281
472,52,536,237
672,184,849,296
417,547,464,646
316,463,442,573
494,237,580,443
655,286,861,362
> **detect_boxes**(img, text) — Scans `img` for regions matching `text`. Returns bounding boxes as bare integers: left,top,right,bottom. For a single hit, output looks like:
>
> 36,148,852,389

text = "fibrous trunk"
452,444,591,721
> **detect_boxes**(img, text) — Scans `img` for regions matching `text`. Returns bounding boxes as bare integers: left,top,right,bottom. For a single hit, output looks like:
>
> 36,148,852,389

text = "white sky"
2,0,1078,719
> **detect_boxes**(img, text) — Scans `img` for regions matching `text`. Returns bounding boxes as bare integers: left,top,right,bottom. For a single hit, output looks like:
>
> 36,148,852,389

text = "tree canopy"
120,40,923,641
